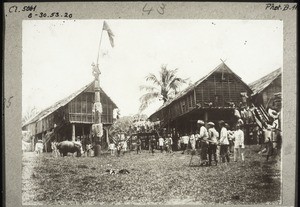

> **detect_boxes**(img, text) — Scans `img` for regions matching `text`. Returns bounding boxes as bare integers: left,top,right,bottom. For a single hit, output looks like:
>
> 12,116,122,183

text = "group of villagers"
180,120,245,166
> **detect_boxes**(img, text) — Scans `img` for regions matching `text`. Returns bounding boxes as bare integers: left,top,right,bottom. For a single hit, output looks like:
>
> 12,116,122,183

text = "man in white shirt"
35,140,43,154
219,120,230,163
158,136,164,153
181,133,189,154
198,120,209,166
233,124,245,162
189,133,196,151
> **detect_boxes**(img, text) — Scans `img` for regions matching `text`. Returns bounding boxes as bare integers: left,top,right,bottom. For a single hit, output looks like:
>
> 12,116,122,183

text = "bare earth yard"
22,145,281,205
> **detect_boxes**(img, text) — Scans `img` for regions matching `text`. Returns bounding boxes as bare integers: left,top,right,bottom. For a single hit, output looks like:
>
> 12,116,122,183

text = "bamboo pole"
96,22,105,65
93,21,105,156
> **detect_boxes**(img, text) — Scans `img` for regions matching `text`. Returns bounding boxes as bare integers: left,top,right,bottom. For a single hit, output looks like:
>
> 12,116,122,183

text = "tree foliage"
139,65,188,112
22,106,39,126
109,116,135,137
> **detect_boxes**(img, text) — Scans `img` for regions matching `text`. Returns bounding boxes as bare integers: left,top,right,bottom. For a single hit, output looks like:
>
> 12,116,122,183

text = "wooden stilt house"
249,68,282,112
22,80,118,152
249,68,282,131
149,62,253,146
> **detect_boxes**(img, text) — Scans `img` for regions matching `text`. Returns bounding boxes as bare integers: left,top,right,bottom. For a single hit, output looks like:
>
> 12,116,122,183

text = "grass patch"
22,145,281,205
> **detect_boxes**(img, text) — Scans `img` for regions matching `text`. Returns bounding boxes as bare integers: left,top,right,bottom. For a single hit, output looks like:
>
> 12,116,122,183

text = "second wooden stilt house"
149,62,253,146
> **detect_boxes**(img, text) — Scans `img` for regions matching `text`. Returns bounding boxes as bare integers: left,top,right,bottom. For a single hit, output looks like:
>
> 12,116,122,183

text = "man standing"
158,136,164,153
198,120,209,166
226,123,234,155
150,136,156,154
167,134,173,153
233,124,245,162
35,140,43,155
189,132,196,152
181,133,189,154
207,122,218,166
219,120,230,163
136,137,141,154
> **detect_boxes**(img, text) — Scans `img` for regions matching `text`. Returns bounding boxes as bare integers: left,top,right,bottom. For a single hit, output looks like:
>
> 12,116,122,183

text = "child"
109,143,116,156
35,140,43,155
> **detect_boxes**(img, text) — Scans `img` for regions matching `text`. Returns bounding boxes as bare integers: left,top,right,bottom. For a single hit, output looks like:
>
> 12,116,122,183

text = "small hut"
22,80,118,152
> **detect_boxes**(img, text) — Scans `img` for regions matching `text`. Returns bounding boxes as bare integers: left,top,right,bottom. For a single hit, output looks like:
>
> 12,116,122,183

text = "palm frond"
139,85,159,92
169,77,188,91
145,74,161,86
139,65,187,111
139,92,160,112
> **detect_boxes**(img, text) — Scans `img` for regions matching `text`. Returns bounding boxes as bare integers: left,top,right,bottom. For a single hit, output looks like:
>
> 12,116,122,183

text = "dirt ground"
22,145,281,205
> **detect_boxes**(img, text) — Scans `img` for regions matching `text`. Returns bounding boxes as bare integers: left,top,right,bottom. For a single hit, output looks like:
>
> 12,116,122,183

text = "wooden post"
92,64,103,157
72,124,76,141
204,111,208,128
193,89,197,107
104,126,110,146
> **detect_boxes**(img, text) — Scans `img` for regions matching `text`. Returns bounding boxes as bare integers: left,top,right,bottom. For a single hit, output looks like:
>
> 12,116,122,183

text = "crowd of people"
176,120,246,166
131,118,281,165
46,118,281,162
128,119,245,166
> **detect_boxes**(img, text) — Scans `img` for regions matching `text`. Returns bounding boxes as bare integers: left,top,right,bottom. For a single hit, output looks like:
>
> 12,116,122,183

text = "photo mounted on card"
3,2,297,207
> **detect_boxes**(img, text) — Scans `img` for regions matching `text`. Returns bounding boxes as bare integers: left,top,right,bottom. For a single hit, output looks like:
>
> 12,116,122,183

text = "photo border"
4,2,297,207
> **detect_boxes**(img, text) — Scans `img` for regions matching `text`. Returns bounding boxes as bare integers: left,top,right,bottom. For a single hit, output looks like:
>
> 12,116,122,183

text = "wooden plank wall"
68,92,114,124
150,71,252,123
161,92,195,121
196,72,251,107
261,76,282,109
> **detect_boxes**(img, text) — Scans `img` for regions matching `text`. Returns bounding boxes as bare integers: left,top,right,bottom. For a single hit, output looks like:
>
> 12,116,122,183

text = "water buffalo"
56,141,83,157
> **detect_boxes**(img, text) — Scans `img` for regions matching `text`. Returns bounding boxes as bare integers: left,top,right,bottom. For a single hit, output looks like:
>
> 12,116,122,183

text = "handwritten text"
265,3,297,11
7,5,73,19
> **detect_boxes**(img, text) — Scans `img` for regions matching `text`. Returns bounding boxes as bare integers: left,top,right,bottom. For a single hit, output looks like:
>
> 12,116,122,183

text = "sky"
22,19,282,117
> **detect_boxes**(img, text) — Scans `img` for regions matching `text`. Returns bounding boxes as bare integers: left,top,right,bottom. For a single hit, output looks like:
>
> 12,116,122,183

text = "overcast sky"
22,19,282,117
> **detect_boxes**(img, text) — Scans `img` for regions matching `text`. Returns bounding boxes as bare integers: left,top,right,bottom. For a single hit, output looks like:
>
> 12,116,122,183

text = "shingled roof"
22,80,117,127
249,68,281,95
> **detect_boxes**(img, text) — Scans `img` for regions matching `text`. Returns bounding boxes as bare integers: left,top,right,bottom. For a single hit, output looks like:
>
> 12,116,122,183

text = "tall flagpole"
96,22,105,65
92,21,105,157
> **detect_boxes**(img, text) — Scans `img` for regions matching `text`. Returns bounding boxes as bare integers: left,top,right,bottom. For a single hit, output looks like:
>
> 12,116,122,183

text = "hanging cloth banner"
92,123,103,138
93,102,103,114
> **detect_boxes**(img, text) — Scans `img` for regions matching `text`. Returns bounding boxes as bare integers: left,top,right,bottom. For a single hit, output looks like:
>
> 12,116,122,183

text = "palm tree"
22,106,39,126
139,65,187,112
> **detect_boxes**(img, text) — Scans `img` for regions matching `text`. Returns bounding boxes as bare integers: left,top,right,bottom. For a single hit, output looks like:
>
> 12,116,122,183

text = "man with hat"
233,124,245,162
207,122,219,166
219,120,230,163
198,120,209,166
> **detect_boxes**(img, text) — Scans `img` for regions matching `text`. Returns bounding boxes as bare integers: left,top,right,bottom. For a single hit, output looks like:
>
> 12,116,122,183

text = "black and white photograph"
21,19,284,205
3,2,297,207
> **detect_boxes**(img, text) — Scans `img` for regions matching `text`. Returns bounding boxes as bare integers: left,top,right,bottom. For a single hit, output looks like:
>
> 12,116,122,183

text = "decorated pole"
92,63,102,156
92,21,114,157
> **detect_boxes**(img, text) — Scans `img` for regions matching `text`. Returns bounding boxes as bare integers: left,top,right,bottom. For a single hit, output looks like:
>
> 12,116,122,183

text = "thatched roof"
249,68,281,95
22,80,117,127
150,62,250,116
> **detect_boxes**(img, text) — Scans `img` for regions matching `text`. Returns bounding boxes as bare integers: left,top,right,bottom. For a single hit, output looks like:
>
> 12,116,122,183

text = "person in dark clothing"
136,138,141,154
150,136,156,154
207,122,218,166
266,137,273,161
198,120,209,166
219,120,230,163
